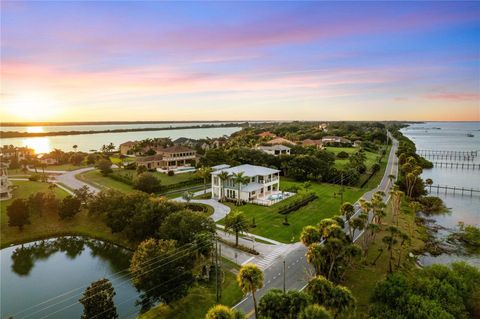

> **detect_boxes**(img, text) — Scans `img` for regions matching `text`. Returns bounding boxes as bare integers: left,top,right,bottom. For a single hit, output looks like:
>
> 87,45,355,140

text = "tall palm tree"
237,263,264,318
197,166,213,194
348,216,365,242
383,226,399,273
217,171,230,202
73,145,78,152
232,172,250,205
224,211,249,247
340,202,355,222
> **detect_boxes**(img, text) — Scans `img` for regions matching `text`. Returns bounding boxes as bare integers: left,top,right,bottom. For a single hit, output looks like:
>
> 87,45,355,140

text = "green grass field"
7,168,31,177
41,163,90,171
111,169,198,186
326,147,379,170
0,180,132,249
219,179,365,243
139,263,243,319
78,169,200,194
77,169,136,193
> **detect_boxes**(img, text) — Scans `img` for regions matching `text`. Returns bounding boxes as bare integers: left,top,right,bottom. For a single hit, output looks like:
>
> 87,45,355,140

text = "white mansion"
211,164,280,202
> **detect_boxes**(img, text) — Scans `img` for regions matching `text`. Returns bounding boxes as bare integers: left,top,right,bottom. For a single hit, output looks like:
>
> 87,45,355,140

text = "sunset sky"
1,1,479,122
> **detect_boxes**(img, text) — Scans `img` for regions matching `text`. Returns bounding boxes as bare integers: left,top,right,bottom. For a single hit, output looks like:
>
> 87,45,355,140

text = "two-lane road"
234,134,399,318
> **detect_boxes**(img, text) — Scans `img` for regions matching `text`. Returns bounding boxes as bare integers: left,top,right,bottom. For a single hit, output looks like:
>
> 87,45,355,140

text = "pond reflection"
1,237,139,319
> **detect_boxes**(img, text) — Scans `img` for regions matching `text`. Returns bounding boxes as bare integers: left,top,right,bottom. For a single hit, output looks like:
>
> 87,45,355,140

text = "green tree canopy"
79,278,118,319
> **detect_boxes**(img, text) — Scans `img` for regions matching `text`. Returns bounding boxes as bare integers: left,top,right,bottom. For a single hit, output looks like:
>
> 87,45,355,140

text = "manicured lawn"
7,168,31,177
361,144,392,190
326,147,379,170
77,169,135,193
111,169,199,186
109,155,135,164
78,169,201,194
0,181,131,249
43,163,89,171
219,180,365,243
342,200,426,318
139,267,243,319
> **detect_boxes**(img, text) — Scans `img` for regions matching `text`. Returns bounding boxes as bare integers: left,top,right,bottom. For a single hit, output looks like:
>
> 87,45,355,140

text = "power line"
17,240,212,319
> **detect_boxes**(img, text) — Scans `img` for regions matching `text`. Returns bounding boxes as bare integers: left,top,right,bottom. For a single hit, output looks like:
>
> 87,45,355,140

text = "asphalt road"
234,134,399,318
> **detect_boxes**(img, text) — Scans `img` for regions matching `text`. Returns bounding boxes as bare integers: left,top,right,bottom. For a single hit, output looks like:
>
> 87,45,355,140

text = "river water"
401,122,480,267
1,124,241,153
0,237,140,319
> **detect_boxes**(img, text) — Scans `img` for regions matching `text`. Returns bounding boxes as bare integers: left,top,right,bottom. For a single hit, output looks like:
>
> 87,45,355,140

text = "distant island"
0,120,253,127
0,123,247,138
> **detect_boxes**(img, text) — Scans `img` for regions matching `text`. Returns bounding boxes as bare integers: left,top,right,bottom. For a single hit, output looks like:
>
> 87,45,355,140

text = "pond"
1,237,141,319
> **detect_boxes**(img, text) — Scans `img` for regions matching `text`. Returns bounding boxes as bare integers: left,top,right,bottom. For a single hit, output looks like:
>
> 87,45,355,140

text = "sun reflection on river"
26,126,44,133
21,137,51,154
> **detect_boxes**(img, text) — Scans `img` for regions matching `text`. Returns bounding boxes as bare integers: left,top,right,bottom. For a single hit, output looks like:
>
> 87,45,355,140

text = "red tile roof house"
266,137,296,146
257,131,276,138
136,146,197,171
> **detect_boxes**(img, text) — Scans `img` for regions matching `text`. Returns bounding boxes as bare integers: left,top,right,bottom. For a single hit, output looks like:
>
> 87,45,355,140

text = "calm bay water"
401,122,480,267
1,125,241,153
0,237,139,319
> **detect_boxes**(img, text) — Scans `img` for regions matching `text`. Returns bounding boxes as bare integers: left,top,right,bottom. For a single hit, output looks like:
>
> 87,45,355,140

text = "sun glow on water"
22,137,51,154
26,127,45,133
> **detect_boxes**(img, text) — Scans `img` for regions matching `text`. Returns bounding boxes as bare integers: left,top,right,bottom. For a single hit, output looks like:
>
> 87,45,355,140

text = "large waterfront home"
136,145,197,171
256,144,291,156
211,164,281,203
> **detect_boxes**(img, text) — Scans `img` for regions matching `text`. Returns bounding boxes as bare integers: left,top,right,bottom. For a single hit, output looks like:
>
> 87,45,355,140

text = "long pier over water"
431,162,480,170
427,185,480,197
417,149,478,157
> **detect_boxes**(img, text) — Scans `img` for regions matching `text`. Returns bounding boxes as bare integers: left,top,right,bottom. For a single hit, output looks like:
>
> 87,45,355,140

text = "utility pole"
283,260,286,293
215,236,219,303
219,245,222,300
340,172,344,204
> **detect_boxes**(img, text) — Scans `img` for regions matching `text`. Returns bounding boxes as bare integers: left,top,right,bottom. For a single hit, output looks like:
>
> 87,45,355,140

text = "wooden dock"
427,185,480,197
417,149,478,157
421,153,476,161
430,162,480,169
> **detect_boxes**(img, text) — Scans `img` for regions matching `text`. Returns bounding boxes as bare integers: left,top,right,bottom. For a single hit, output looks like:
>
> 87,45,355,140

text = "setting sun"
4,92,61,121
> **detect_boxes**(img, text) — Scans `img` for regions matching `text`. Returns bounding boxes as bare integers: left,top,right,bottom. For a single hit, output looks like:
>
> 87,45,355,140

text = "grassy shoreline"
0,181,133,249
343,199,427,318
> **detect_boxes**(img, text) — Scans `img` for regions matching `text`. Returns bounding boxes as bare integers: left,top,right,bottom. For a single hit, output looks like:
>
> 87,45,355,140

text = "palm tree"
197,166,213,194
340,202,355,222
73,145,78,152
383,226,399,273
232,172,250,205
388,174,396,186
396,231,410,268
408,201,422,235
364,223,380,257
224,211,249,247
348,216,365,242
217,171,230,201
237,263,264,318
390,188,404,225
205,304,244,319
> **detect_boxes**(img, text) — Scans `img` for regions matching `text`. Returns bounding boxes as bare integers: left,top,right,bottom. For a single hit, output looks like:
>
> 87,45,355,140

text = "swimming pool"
268,193,284,201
